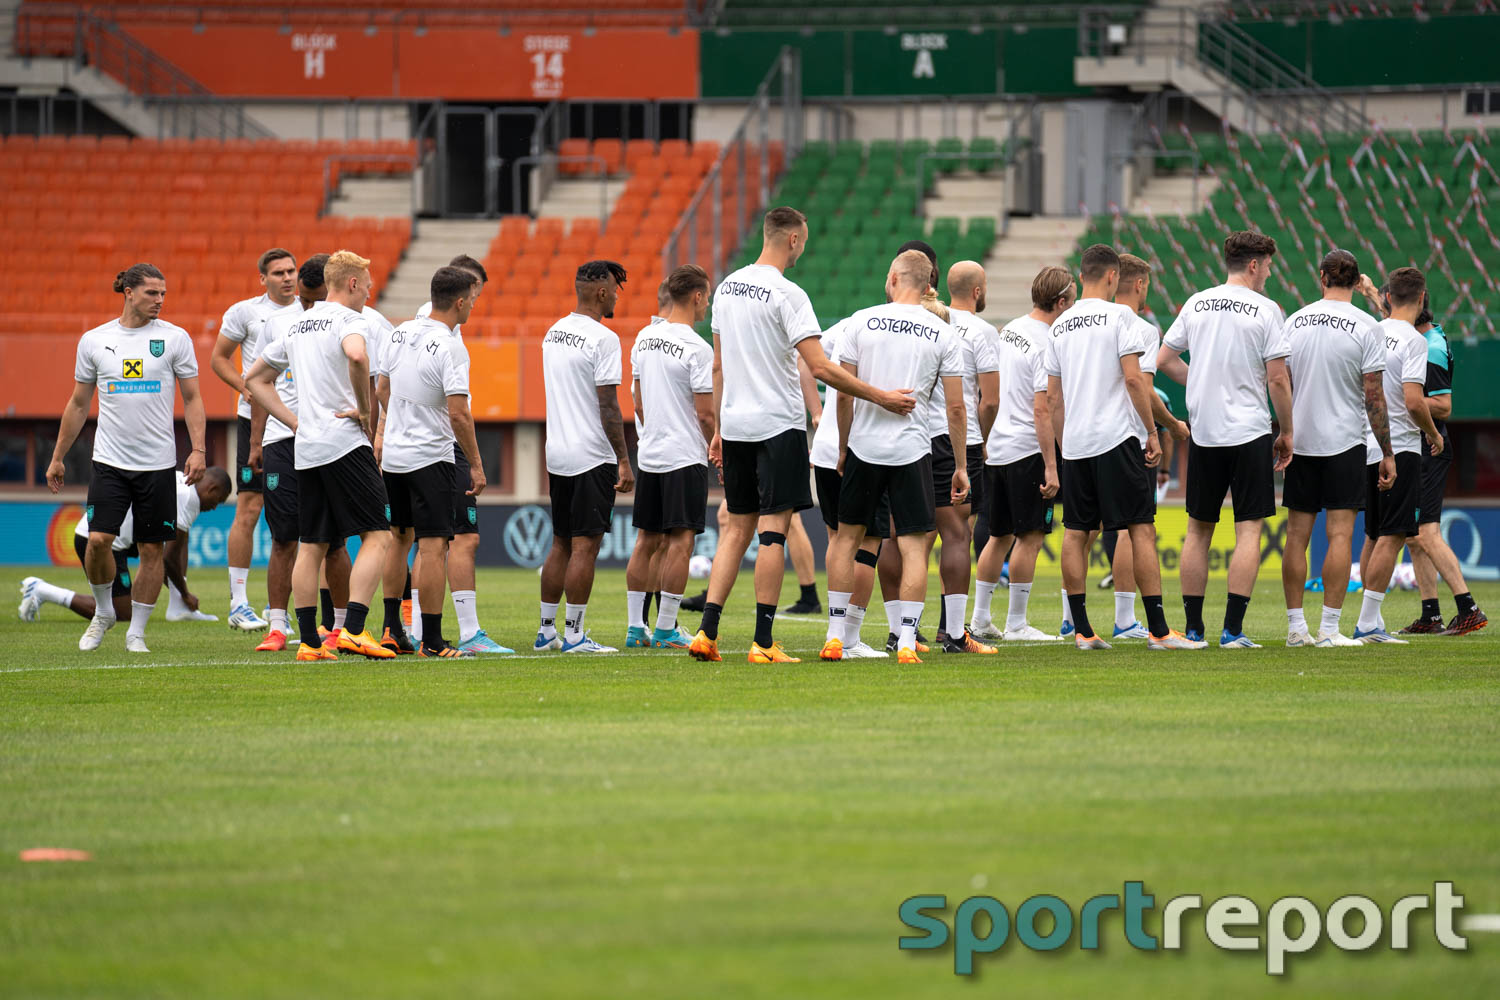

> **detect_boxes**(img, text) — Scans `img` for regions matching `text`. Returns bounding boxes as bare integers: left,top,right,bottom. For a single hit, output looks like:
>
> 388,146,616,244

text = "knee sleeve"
855,547,879,568
758,531,786,548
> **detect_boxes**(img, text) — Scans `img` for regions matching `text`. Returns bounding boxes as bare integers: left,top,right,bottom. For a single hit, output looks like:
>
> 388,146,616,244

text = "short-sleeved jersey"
258,301,375,470
254,301,306,447
1043,298,1146,460
1284,299,1385,457
1125,313,1163,445
380,318,468,474
74,318,198,472
1367,317,1429,462
361,306,394,381
944,308,1001,446
76,471,202,550
542,312,622,476
711,264,822,442
809,319,850,470
631,321,714,473
1162,283,1290,447
841,303,963,466
220,293,285,419
986,314,1049,466
1423,323,1453,439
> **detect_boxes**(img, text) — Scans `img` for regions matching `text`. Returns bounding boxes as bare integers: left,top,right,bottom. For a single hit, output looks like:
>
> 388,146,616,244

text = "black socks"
421,613,444,649
1067,593,1093,639
754,603,776,648
296,606,319,645
345,601,370,637
383,597,405,635
1143,595,1169,639
320,588,335,631
701,602,723,640
1224,593,1251,637
1183,595,1205,635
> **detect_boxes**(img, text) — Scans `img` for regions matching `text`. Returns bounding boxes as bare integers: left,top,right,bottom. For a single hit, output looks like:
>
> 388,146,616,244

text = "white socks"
944,593,967,638
973,580,997,625
1006,582,1033,631
539,600,559,640
627,590,647,629
844,604,866,646
656,591,682,633
126,600,153,639
827,590,852,642
332,607,347,631
1357,589,1385,633
884,599,902,636
36,579,75,608
269,608,289,634
898,600,922,651
1287,608,1307,635
1114,591,1137,630
452,590,479,642
166,580,190,616
1060,589,1073,626
90,582,116,618
1321,604,1342,636
564,603,587,643
228,566,249,607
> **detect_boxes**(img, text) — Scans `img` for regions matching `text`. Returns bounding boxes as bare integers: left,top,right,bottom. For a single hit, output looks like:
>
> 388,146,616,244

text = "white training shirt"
76,471,202,550
254,301,306,447
399,301,472,411
635,314,669,437
1162,283,1289,447
74,318,197,472
809,318,851,470
631,320,713,473
986,314,1049,466
258,301,376,470
841,303,963,467
1284,299,1386,457
944,308,1001,446
381,317,469,474
220,293,286,419
362,306,393,381
1043,298,1147,461
1126,313,1162,445
542,312,622,476
711,264,822,442
1367,317,1429,462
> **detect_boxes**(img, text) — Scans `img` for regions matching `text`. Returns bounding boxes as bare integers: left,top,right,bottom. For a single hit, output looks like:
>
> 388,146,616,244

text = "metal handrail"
909,150,1019,219
320,153,421,219
510,155,609,223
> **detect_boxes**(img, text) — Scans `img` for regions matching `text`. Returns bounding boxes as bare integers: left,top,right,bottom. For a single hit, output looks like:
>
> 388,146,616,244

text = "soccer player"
687,207,915,664
1047,245,1201,651
209,248,297,631
245,254,353,653
245,250,394,661
1279,250,1391,648
47,264,208,652
624,264,715,649
535,260,633,654
1399,296,1487,636
823,249,967,664
21,469,231,626
1157,231,1293,648
1349,268,1445,644
378,266,486,658
970,265,1073,642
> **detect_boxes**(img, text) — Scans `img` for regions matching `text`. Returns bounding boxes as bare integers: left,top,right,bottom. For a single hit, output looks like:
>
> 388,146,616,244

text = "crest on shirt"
149,339,165,358
241,466,253,484
266,473,279,491
467,506,477,526
85,505,94,522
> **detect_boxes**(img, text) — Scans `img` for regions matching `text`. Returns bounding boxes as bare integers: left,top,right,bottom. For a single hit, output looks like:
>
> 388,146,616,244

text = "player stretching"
245,250,394,661
823,250,967,663
47,264,208,652
1046,245,1201,651
535,260,633,654
1157,232,1293,648
209,248,298,631
624,265,715,649
689,207,914,664
1280,250,1390,648
970,265,1073,642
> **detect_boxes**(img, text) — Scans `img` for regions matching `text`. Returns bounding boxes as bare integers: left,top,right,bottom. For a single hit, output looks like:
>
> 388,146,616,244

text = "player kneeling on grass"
376,266,489,658
823,250,968,664
21,469,231,636
1045,245,1203,651
624,265,716,649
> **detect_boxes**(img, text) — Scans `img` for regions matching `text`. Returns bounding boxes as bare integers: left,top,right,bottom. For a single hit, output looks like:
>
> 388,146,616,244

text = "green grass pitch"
1,564,1497,998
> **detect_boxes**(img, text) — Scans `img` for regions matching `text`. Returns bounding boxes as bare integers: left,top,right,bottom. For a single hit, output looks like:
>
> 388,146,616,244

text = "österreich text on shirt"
637,337,685,358
717,280,773,302
1292,312,1358,333
1194,298,1260,316
544,328,589,349
865,316,942,341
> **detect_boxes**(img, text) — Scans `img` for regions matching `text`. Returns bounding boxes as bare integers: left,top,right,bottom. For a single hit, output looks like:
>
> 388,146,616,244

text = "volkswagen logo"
503,505,553,567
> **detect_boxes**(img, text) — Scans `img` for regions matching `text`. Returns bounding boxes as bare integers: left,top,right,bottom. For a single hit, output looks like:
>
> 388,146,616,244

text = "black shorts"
1061,437,1155,532
721,428,813,516
1418,451,1450,526
840,451,936,536
550,463,617,538
985,453,1056,539
928,435,981,509
1186,434,1275,524
633,465,709,534
815,464,890,538
452,448,479,535
73,533,132,597
384,462,456,540
1283,444,1366,513
236,415,264,493
298,446,390,544
1365,452,1422,539
262,439,300,543
86,461,177,544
